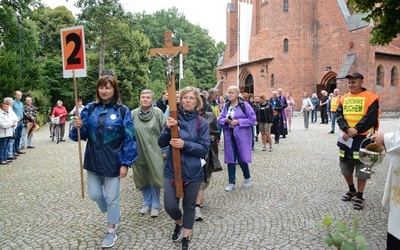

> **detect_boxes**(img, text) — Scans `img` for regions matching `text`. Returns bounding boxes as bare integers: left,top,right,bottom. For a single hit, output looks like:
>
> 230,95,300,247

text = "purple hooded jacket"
217,99,256,163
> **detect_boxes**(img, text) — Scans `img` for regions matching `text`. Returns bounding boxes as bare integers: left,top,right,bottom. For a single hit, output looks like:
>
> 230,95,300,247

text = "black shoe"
275,141,279,144
181,237,190,250
328,131,334,134
282,135,286,138
255,137,258,142
27,146,35,148
60,139,65,142
171,224,183,242
7,157,17,160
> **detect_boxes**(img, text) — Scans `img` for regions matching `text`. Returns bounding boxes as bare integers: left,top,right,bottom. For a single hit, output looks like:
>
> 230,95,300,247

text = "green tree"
0,1,42,94
32,5,76,108
216,41,226,58
75,0,150,110
75,0,125,75
350,0,400,45
131,8,220,95
179,68,198,89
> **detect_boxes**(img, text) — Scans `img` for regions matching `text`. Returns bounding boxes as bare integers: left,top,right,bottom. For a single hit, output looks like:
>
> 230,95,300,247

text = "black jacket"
155,98,168,113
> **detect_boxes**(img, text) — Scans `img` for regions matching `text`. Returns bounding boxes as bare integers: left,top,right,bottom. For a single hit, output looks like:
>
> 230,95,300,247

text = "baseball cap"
345,73,364,79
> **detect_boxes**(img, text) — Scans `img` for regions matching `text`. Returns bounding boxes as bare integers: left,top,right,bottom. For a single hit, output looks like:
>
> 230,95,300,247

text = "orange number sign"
60,26,87,78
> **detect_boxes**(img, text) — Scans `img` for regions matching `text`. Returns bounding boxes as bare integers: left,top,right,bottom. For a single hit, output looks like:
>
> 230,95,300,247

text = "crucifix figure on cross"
150,31,188,198
156,50,181,85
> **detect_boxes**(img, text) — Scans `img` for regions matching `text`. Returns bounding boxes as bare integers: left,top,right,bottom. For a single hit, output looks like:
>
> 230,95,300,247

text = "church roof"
374,44,400,57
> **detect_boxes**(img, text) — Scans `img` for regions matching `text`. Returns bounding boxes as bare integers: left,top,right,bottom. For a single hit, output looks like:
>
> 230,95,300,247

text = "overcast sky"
41,0,230,43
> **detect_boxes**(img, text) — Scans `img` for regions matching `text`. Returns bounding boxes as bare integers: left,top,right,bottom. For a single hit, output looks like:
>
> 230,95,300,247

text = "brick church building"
217,0,400,111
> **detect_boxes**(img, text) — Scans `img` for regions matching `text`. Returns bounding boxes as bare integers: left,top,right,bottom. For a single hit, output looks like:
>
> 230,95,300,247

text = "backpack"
88,103,126,120
225,97,246,115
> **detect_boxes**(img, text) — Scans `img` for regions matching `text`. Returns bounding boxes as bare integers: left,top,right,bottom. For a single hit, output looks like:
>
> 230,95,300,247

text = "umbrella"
27,122,36,138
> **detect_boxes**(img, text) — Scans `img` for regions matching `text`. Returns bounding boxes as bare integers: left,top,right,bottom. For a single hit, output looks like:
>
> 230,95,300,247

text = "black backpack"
225,97,246,115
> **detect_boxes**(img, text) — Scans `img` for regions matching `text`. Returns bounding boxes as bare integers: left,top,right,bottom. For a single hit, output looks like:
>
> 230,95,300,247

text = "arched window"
376,65,384,86
284,39,288,53
271,74,275,87
391,66,398,87
284,0,288,12
244,75,254,94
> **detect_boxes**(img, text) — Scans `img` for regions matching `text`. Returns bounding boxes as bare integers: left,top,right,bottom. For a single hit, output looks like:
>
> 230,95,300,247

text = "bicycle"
67,115,75,132
50,116,61,144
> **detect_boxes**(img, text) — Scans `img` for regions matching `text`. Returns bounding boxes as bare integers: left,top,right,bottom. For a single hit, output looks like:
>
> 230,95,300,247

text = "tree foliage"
131,8,220,94
1,0,45,116
0,0,221,119
350,0,400,45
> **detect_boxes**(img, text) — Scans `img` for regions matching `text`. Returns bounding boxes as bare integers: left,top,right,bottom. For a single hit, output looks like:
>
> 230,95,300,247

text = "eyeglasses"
182,96,196,102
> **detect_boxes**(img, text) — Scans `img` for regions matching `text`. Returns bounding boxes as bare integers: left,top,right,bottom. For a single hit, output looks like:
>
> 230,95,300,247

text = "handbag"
305,105,313,111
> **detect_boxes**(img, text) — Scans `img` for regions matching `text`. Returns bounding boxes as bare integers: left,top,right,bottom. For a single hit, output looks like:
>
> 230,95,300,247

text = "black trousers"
387,232,399,250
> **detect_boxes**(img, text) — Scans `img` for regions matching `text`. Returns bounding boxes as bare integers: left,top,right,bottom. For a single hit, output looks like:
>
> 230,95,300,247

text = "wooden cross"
150,31,188,198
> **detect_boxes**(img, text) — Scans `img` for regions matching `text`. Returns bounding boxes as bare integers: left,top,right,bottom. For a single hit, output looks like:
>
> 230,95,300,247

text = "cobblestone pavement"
0,115,398,249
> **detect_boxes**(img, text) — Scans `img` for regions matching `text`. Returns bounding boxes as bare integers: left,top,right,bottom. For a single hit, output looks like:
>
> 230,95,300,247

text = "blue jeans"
141,186,161,209
330,112,337,132
251,125,255,148
163,178,201,230
7,138,14,158
13,120,23,152
227,133,251,184
0,137,10,162
311,109,318,123
87,171,121,225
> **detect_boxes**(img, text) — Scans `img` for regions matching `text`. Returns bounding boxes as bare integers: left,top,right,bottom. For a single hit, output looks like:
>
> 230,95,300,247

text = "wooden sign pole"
73,70,85,199
150,31,188,198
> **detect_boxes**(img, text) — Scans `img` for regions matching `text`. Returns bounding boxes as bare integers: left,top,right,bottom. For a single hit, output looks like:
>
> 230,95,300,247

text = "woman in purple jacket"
218,86,256,191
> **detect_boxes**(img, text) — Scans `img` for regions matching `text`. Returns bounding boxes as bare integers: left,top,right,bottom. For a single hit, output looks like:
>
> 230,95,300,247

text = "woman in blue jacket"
158,86,210,250
70,75,137,248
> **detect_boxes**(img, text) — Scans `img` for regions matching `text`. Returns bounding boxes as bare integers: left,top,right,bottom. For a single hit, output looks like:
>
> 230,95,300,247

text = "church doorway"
243,74,254,94
326,77,337,94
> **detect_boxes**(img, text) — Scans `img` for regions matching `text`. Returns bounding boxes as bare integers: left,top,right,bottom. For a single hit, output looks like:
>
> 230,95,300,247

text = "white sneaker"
140,206,150,215
244,178,251,188
102,230,117,248
195,207,203,221
225,183,235,191
150,208,159,217
262,147,267,151
269,147,273,152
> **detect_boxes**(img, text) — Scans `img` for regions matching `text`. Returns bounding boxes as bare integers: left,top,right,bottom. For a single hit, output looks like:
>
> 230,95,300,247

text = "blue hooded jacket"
69,102,137,177
158,109,210,182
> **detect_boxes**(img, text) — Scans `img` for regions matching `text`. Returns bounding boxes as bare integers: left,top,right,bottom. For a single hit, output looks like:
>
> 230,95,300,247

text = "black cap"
345,73,364,79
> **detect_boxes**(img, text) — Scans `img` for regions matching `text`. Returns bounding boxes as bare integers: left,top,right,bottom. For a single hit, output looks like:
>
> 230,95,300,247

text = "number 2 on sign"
61,27,85,70
66,33,81,66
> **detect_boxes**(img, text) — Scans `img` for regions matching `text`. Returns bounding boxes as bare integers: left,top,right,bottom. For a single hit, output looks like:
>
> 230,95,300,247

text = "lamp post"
17,15,22,80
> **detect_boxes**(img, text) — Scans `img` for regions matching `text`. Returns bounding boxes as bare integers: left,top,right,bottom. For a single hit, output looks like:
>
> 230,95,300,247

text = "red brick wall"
219,0,400,111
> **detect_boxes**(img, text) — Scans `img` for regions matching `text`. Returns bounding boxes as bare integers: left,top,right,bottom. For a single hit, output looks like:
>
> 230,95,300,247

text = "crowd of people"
3,71,398,249
0,91,38,165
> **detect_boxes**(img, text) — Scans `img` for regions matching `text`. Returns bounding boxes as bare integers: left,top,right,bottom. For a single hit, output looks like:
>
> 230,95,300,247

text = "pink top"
286,98,295,109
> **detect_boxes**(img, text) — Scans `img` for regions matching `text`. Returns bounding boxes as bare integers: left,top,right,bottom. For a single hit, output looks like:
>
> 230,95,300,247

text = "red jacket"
52,105,68,123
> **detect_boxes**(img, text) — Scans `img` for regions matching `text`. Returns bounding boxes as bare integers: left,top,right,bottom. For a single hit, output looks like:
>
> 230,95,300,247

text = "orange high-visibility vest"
340,90,379,135
330,96,340,112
